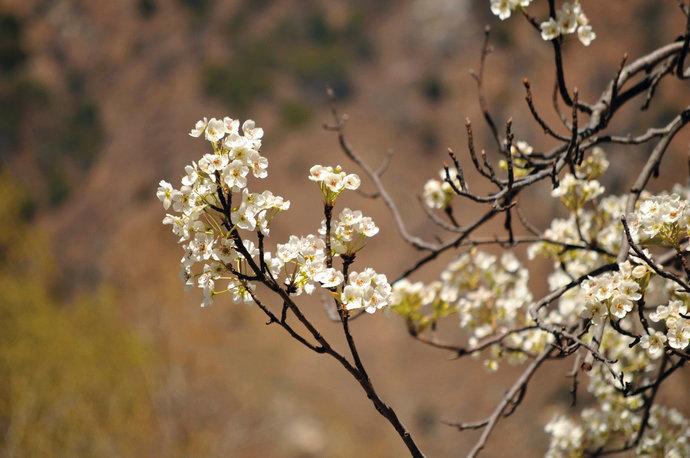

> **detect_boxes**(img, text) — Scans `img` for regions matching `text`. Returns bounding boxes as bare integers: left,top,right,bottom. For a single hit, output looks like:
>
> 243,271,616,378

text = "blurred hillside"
1,0,690,456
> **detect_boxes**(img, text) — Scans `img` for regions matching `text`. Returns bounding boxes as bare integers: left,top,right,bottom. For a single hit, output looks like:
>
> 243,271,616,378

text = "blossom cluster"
157,117,284,306
391,249,552,369
489,0,533,21
631,193,690,247
580,260,650,323
319,207,379,256
158,116,390,313
544,328,689,457
649,299,690,352
391,279,451,331
550,147,608,211
341,269,393,314
309,165,361,204
535,184,690,454
422,167,462,210
276,235,340,295
498,140,535,178
551,173,605,211
540,1,596,46
489,0,595,46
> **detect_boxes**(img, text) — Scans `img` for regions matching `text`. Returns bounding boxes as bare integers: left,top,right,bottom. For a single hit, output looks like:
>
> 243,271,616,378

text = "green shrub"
203,62,273,113
279,100,312,128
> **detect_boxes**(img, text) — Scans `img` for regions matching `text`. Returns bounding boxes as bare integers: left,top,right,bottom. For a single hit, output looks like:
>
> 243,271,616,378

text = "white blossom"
309,164,360,203
156,180,177,210
204,117,226,142
189,117,208,137
639,329,667,359
537,1,595,45
340,269,392,314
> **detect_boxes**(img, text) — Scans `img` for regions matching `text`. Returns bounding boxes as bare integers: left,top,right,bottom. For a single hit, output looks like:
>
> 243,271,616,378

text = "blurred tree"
0,172,157,456
0,10,104,208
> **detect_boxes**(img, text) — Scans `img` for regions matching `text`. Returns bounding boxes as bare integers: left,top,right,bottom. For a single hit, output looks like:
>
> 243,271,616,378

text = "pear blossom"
223,160,249,190
490,0,533,21
242,119,264,142
490,0,513,20
309,164,361,203
639,329,667,359
157,180,177,210
632,193,690,246
667,324,690,350
205,117,226,142
320,207,379,256
223,116,239,135
340,269,392,313
551,174,605,211
314,268,345,288
541,18,560,41
578,25,596,46
422,168,462,209
189,117,208,137
537,1,596,45
199,153,229,175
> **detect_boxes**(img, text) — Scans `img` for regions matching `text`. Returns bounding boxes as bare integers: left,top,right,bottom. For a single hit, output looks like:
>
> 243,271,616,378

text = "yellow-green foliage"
0,172,156,456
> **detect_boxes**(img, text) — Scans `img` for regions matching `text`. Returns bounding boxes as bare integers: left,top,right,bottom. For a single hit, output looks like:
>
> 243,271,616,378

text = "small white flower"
248,151,268,179
557,3,578,34
577,25,596,46
314,268,344,288
181,163,199,187
668,324,690,350
231,205,257,231
309,165,329,182
242,119,264,141
490,0,513,20
205,118,226,142
423,179,449,209
541,18,560,41
189,117,208,137
342,284,363,310
343,173,361,190
223,160,249,190
157,180,176,210
639,330,667,359
223,116,239,135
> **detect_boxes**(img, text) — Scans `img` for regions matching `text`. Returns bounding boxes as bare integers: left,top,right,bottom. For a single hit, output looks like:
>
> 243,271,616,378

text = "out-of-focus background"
1,0,689,456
